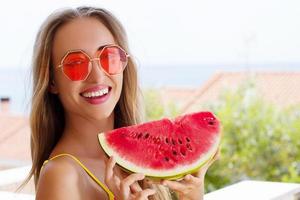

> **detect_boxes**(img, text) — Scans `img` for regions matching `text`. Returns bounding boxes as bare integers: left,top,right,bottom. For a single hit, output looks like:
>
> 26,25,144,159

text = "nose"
87,58,106,81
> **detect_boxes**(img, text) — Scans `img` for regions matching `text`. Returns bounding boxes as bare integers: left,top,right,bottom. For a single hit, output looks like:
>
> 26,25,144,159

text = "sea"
0,62,299,115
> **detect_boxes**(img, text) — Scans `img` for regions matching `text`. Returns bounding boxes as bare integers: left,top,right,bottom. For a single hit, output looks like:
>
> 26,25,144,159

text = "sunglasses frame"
57,44,130,81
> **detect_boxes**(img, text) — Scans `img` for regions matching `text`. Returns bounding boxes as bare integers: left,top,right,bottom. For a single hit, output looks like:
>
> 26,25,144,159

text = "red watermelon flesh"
98,112,221,179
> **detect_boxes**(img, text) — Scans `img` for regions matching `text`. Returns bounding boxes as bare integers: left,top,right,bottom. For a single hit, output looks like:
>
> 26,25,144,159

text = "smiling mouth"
80,86,112,99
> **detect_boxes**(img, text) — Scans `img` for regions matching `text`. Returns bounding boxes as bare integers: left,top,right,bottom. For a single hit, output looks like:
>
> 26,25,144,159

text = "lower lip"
81,90,111,105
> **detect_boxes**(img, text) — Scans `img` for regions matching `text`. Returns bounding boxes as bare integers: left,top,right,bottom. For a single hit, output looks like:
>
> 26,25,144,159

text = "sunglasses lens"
62,52,90,81
99,46,128,75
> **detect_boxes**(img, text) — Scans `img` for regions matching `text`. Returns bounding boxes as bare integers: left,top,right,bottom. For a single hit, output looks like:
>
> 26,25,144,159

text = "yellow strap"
42,153,114,200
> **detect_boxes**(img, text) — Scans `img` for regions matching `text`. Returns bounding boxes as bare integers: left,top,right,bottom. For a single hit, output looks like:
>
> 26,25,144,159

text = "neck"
59,111,114,158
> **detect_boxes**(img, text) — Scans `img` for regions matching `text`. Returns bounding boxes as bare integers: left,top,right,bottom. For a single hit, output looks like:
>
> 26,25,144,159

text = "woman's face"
51,17,123,121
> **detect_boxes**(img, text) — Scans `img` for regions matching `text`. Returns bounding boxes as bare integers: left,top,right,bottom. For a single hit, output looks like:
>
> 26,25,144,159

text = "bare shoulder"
36,155,86,200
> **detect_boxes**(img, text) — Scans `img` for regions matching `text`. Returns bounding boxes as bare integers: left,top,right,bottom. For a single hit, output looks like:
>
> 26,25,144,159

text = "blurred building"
0,97,33,194
160,71,300,114
0,97,31,170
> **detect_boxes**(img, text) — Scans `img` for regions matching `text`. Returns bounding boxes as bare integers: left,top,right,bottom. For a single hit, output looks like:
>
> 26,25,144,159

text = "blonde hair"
19,6,174,200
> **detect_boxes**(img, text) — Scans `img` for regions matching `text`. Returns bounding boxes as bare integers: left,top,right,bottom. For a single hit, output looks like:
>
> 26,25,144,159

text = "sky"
0,0,299,69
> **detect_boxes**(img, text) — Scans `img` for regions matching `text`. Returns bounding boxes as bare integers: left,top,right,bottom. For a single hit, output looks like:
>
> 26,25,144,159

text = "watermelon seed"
208,121,215,125
186,143,193,151
137,133,143,139
144,133,150,139
165,157,170,162
165,138,169,144
186,137,191,143
172,150,177,155
172,139,176,145
178,138,183,144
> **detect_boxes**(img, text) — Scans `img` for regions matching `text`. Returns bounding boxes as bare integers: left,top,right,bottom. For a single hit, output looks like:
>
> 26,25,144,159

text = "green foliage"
143,83,300,192
143,89,180,121
204,81,300,191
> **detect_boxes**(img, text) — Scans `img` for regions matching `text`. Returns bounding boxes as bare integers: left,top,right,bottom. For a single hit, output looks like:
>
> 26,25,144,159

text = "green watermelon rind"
98,132,221,180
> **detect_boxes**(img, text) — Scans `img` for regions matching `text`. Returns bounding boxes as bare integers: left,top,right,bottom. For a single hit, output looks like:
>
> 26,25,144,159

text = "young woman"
25,6,219,200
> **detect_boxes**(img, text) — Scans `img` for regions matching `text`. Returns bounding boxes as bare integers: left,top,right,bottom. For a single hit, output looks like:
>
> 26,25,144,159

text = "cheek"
55,78,81,105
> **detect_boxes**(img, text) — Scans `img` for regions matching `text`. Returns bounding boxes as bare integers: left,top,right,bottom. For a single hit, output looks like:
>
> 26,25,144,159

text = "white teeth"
82,87,109,98
103,88,108,93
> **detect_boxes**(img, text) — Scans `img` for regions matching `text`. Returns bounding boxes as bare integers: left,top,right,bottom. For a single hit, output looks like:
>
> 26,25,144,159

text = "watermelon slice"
98,112,221,180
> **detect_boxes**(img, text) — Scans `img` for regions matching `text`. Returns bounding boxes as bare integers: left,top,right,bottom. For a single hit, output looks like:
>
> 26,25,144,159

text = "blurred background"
0,0,299,199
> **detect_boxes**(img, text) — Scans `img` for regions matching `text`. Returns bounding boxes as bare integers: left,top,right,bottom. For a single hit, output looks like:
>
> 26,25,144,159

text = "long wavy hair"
19,6,174,200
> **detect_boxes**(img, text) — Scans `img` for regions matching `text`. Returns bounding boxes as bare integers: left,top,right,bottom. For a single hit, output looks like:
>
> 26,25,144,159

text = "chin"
90,107,114,121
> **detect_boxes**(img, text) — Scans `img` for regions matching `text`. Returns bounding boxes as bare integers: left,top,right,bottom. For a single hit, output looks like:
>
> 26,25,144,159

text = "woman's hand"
105,156,156,200
161,149,220,200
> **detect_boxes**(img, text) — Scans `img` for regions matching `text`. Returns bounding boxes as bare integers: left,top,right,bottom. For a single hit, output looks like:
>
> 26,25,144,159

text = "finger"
114,174,121,188
203,150,220,171
162,180,186,192
120,173,145,197
210,148,220,163
130,182,142,193
194,150,219,178
203,149,220,169
114,165,128,179
111,164,127,188
136,189,156,199
105,156,116,183
145,178,154,184
214,148,221,160
194,161,212,178
105,156,121,193
183,174,201,185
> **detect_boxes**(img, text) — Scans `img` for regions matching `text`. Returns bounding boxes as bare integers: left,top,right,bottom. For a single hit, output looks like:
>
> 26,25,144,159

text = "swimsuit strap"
42,153,114,200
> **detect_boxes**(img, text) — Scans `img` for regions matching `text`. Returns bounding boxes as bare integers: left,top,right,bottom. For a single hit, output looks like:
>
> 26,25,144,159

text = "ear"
49,80,59,94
